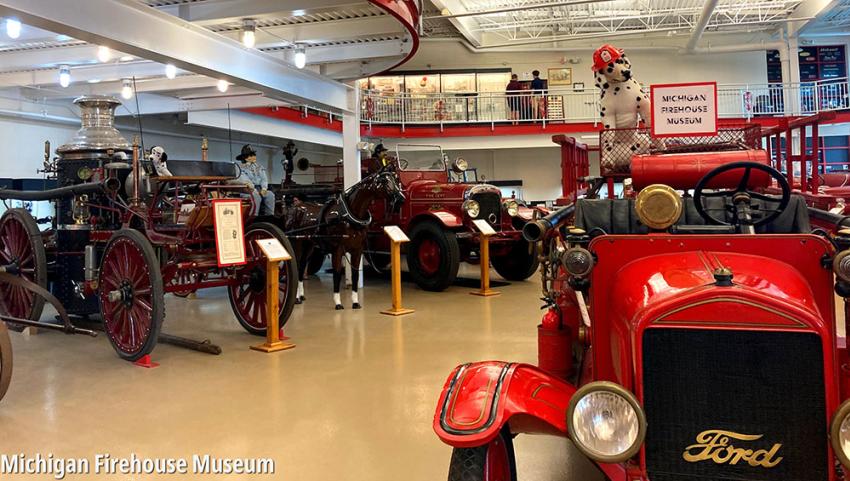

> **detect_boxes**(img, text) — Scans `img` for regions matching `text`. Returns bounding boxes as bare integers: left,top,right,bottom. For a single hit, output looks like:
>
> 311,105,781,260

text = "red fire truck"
432,127,850,481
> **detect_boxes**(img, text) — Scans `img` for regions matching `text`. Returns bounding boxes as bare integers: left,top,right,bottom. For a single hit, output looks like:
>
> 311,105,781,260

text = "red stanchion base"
133,354,160,369
279,328,290,341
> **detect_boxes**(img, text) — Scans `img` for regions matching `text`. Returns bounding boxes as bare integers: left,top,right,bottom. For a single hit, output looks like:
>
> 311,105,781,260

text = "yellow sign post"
251,238,296,353
380,226,414,316
470,219,500,297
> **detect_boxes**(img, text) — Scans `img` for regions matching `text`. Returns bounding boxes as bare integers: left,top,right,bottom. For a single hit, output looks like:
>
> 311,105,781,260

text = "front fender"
433,361,629,481
433,361,575,447
413,211,464,228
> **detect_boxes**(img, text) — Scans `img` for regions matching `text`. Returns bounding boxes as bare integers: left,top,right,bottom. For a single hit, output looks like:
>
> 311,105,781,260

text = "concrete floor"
0,264,604,481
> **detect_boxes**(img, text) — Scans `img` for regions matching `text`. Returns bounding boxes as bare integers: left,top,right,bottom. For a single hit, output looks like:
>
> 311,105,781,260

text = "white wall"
405,42,769,87
0,115,342,185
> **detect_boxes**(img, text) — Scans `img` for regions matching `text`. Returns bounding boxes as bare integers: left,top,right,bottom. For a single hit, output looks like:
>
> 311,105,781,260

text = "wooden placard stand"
470,219,500,297
380,226,414,316
251,239,296,353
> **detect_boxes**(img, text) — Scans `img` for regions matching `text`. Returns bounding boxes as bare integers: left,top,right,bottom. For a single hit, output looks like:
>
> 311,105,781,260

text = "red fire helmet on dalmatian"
592,44,624,72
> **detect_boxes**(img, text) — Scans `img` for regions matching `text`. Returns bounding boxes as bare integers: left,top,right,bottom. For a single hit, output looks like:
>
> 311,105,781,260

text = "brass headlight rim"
561,246,594,278
635,183,683,231
462,199,480,218
503,199,520,217
566,381,647,464
830,398,850,469
833,250,850,284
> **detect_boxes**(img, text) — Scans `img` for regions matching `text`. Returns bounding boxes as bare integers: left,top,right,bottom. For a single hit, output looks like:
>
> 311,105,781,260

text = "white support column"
342,85,363,288
787,37,802,116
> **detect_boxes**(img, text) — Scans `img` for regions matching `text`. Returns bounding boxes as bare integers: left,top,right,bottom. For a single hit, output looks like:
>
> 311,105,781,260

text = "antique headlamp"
635,184,683,230
831,398,850,468
561,247,594,277
503,199,519,217
566,381,647,463
452,157,468,173
462,199,480,218
834,250,850,284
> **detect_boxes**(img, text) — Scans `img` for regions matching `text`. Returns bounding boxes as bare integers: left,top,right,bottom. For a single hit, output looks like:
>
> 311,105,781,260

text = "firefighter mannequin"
236,144,275,216
282,140,297,186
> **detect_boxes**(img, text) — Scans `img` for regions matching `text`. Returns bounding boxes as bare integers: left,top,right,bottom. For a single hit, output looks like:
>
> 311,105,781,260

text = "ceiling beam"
157,0,367,25
428,0,482,47
0,44,102,71
686,0,720,52
217,16,401,48
264,38,410,65
786,0,840,37
0,0,351,113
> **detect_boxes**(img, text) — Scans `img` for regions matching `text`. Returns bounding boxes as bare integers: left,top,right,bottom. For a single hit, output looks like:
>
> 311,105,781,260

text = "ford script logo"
683,430,783,468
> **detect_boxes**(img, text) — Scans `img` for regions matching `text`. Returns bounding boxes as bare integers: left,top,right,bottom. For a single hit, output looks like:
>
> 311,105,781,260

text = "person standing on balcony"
531,70,547,120
506,74,521,124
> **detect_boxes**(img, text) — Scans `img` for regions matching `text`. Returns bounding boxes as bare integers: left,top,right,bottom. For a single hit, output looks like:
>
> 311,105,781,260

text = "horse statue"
278,164,405,309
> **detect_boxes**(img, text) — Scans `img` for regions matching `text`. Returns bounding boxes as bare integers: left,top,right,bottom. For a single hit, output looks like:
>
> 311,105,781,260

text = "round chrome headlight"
831,398,850,468
503,199,519,217
566,381,646,463
561,247,594,278
463,199,480,218
453,157,468,173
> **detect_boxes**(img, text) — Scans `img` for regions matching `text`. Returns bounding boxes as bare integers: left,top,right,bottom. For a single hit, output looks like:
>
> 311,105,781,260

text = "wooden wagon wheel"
98,229,164,361
228,222,297,336
0,209,47,326
0,321,11,403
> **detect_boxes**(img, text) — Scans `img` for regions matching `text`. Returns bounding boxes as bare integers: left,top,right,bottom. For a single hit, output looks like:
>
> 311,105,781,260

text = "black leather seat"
154,160,240,179
575,194,810,235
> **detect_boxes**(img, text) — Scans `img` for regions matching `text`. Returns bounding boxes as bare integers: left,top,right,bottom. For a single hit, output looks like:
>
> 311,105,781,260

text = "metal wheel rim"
418,238,441,275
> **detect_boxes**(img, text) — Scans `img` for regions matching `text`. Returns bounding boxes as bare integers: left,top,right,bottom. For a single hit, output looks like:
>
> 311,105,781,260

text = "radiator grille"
471,192,501,229
642,328,827,481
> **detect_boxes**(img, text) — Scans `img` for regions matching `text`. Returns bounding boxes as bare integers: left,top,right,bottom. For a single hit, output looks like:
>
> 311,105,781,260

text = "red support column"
800,125,808,193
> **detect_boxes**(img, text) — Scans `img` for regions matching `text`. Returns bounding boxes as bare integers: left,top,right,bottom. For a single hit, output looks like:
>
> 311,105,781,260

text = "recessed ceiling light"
5,18,21,39
87,78,101,84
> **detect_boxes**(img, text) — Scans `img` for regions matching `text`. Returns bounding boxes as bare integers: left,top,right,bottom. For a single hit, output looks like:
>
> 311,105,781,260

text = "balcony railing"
360,77,849,127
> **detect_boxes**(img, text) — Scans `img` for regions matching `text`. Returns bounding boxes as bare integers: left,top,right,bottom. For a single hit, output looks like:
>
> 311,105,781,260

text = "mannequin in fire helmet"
236,144,275,216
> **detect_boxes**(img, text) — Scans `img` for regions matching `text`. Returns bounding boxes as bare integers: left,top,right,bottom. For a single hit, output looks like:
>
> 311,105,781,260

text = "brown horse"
278,166,404,309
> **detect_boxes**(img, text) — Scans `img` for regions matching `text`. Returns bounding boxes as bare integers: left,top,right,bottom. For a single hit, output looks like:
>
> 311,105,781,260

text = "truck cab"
432,139,850,481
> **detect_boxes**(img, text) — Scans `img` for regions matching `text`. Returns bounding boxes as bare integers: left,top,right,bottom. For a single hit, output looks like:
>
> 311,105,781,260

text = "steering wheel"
397,158,409,170
693,161,791,228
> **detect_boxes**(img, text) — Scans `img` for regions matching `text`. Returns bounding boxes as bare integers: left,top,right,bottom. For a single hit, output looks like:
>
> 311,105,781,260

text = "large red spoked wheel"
0,209,47,324
407,221,460,292
0,321,12,403
228,222,297,336
98,230,164,361
448,428,517,481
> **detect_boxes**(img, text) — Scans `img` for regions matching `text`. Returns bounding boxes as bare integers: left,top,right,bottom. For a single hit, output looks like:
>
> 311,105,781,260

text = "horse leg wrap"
351,291,361,309
334,292,343,310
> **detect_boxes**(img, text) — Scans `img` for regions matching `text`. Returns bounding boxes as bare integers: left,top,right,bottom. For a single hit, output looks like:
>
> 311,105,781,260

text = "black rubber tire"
447,428,517,481
306,250,326,277
0,321,12,403
491,239,540,281
0,208,47,325
98,229,164,362
407,221,460,292
229,222,298,336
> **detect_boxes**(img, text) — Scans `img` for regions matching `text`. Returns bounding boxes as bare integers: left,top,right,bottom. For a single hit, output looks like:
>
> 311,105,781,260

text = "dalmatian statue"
592,44,654,174
148,145,173,177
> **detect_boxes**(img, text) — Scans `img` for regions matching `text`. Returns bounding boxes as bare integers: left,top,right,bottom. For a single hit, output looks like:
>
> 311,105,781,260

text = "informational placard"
650,82,718,138
212,199,246,267
383,225,410,243
255,238,292,262
472,219,496,236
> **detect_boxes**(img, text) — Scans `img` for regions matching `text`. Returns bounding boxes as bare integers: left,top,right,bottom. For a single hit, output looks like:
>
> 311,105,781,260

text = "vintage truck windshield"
396,145,447,171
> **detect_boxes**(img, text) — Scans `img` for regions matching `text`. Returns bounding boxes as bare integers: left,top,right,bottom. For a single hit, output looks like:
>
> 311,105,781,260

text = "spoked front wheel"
0,321,12,403
448,428,517,481
0,208,47,324
98,230,165,361
228,222,298,336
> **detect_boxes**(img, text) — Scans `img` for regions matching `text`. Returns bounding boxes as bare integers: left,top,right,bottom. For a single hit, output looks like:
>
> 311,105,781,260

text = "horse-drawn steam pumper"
0,96,297,364
434,127,850,481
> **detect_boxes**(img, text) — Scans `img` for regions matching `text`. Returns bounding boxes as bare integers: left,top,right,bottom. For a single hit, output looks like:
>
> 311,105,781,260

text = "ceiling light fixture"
241,19,256,48
5,18,21,39
97,45,111,62
294,46,307,69
165,64,177,79
120,55,134,62
87,79,102,84
121,78,133,99
58,65,71,88
217,79,229,92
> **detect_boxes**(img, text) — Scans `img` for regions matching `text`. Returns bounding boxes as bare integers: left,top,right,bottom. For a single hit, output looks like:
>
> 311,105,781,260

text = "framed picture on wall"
548,67,572,86
572,82,585,92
